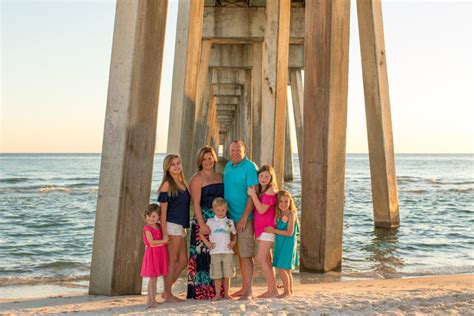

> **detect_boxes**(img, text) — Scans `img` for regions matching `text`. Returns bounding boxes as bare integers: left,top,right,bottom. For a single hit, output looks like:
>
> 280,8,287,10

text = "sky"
1,0,473,154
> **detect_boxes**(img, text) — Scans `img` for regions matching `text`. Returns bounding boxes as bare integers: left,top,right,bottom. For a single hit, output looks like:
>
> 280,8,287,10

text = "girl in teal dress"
264,190,299,298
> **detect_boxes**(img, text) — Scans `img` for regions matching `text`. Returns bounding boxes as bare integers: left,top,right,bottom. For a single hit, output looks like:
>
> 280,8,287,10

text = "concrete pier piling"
91,0,399,294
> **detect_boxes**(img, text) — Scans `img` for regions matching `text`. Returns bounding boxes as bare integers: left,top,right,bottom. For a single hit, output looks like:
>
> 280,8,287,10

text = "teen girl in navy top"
158,154,190,303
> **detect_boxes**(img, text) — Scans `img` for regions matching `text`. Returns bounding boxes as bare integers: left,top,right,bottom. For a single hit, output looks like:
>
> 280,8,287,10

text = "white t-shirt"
206,216,237,255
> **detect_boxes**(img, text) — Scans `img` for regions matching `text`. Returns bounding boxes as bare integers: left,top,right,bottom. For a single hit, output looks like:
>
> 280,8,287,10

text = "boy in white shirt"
199,197,237,300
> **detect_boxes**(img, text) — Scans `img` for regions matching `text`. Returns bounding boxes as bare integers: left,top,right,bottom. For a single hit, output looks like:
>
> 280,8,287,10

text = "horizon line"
1,152,473,155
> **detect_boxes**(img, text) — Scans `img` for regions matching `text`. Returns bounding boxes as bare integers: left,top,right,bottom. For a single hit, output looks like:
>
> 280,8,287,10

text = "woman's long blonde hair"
257,164,278,195
159,154,186,197
275,190,297,221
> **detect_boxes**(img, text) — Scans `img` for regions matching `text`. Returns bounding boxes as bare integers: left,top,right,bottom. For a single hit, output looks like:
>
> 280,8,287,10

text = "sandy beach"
1,274,472,315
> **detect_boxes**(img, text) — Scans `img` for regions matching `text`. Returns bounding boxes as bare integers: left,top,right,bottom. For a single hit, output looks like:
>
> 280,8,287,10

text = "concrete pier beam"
89,0,168,295
192,40,213,161
300,0,350,272
289,68,303,172
251,42,263,166
284,101,294,182
167,0,204,176
357,0,400,228
260,0,291,186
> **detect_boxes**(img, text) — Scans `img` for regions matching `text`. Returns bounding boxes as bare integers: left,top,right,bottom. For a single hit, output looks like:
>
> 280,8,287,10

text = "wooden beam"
300,0,350,273
357,0,399,227
89,0,168,295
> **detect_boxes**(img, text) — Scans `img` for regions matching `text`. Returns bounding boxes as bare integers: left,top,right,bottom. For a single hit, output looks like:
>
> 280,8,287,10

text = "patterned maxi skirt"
187,207,223,299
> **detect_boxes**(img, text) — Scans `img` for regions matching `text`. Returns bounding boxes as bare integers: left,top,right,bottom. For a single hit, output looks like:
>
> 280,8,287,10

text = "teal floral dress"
187,183,224,299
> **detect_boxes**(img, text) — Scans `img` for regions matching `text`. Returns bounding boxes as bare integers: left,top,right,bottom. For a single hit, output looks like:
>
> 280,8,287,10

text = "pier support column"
261,0,291,186
251,42,263,166
284,101,294,182
89,0,168,295
357,0,399,227
301,0,350,272
167,0,204,177
289,69,303,172
241,71,252,158
192,40,213,161
207,92,219,152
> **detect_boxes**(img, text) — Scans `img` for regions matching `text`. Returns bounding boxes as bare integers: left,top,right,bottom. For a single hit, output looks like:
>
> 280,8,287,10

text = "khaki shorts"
210,253,234,279
233,220,256,258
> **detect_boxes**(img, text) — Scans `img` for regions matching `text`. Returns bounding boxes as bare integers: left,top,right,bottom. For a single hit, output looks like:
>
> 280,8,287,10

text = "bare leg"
171,236,188,284
147,277,159,307
213,279,222,300
277,269,291,298
231,256,246,297
288,270,294,296
256,241,278,298
239,257,254,300
163,235,184,302
223,277,232,299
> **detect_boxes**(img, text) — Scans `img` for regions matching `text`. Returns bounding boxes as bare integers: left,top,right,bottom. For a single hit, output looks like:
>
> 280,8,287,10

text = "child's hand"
228,241,236,250
209,242,216,250
264,226,275,233
247,187,256,196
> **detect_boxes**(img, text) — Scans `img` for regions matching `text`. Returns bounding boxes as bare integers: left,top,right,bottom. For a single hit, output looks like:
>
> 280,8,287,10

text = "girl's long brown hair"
275,190,297,221
158,154,186,197
257,164,278,195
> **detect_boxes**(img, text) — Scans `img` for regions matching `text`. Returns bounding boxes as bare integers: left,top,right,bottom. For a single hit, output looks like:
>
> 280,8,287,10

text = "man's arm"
236,186,256,232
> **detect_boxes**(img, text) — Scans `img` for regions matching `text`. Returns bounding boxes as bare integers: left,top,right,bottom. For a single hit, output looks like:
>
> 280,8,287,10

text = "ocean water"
1,153,473,290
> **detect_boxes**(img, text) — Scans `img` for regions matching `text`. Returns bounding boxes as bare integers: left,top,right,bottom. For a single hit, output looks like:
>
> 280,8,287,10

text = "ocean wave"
447,188,474,193
399,189,428,194
427,179,474,185
36,261,90,270
0,274,89,286
0,177,33,184
0,184,99,194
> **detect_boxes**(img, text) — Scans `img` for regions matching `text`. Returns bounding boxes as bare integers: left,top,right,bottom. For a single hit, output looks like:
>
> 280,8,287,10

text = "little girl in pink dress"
141,204,169,308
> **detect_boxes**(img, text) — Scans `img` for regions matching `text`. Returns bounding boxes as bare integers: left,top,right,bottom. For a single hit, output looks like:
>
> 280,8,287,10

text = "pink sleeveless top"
253,193,277,237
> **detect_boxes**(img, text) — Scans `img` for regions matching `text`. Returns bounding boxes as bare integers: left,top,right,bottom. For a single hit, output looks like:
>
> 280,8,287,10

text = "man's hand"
237,217,247,233
247,186,256,196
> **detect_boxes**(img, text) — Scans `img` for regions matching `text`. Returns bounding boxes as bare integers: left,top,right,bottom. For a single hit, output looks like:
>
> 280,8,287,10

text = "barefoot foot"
231,288,245,297
163,294,184,303
260,290,279,298
257,291,268,298
278,292,292,298
238,292,253,301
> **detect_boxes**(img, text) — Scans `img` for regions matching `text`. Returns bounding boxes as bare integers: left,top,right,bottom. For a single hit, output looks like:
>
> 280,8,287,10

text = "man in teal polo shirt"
224,140,258,300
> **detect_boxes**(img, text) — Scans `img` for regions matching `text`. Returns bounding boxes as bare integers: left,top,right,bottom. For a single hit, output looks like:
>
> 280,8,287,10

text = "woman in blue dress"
264,190,299,298
187,147,224,299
